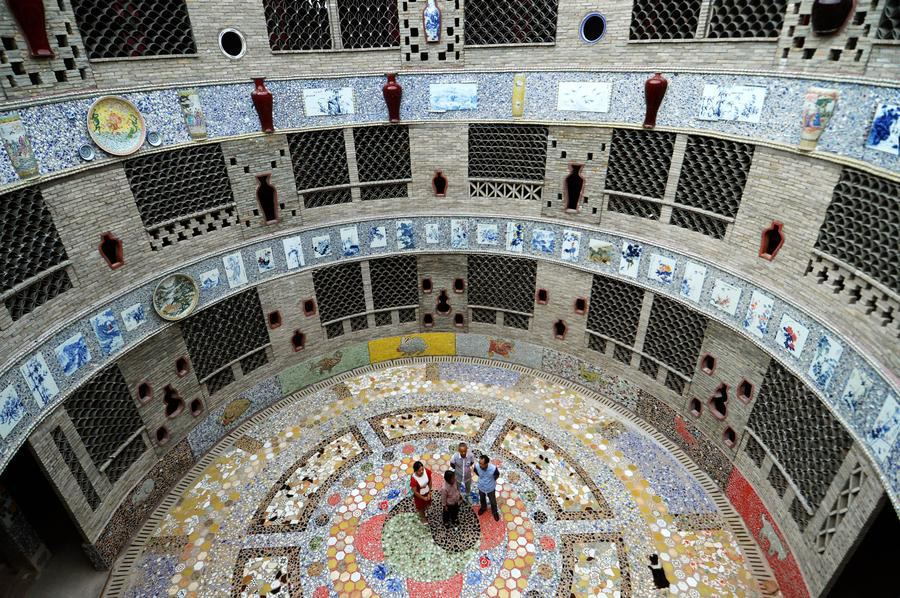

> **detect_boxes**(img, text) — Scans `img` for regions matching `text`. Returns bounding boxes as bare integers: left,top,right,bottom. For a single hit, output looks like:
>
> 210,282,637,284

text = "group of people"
409,442,501,527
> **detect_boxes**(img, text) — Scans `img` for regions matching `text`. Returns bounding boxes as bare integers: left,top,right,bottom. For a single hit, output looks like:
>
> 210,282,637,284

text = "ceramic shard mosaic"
119,362,758,598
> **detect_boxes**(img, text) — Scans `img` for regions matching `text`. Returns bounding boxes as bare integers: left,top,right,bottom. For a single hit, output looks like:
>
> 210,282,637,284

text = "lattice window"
748,361,853,509
665,372,686,395
240,348,269,376
337,0,400,49
361,182,409,201
630,0,702,40
0,186,73,320
105,435,146,484
398,307,417,323
51,427,101,510
206,367,235,396
586,276,643,346
374,311,392,326
503,312,530,330
370,256,418,310
287,129,352,208
642,295,708,376
70,0,197,58
673,136,753,238
353,125,411,183
124,144,235,246
606,194,661,220
262,0,332,51
180,289,269,380
768,466,789,497
469,181,543,202
467,255,537,314
613,344,632,365
790,496,812,530
814,168,899,294
471,308,497,324
815,463,865,552
639,356,659,379
877,0,900,39
587,334,606,353
605,129,675,200
468,125,549,181
350,314,368,331
313,262,367,323
744,434,765,468
63,365,143,470
707,0,788,38
465,0,558,45
325,321,345,338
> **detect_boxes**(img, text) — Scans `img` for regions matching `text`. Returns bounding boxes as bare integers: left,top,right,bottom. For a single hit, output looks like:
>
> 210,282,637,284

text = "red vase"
643,73,667,129
6,0,54,57
251,77,274,133
383,73,402,123
811,0,855,35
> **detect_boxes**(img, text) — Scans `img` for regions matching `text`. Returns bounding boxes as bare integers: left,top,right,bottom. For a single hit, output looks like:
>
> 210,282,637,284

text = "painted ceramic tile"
807,334,844,392
177,89,207,140
512,74,526,118
680,262,707,303
121,303,148,331
476,223,499,245
561,230,581,262
19,352,58,407
865,102,900,156
506,222,525,252
556,81,611,113
425,223,440,244
868,394,900,463
429,83,478,111
303,87,354,116
0,112,38,178
618,242,643,277
55,333,91,376
90,308,124,357
709,279,742,316
531,229,555,254
223,252,248,287
198,269,220,290
282,236,305,269
698,84,766,123
396,220,415,249
369,226,387,249
647,254,676,285
256,247,274,273
340,226,360,256
776,314,809,357
0,385,25,439
450,220,468,248
587,238,614,265
311,235,332,258
742,290,774,339
839,368,874,415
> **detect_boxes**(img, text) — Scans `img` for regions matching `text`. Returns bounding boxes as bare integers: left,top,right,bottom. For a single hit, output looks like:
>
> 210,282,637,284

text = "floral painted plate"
87,96,146,156
152,274,199,321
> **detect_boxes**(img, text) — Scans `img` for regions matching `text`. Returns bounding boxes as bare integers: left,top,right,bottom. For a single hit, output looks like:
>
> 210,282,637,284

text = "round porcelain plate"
86,95,146,156
152,273,200,321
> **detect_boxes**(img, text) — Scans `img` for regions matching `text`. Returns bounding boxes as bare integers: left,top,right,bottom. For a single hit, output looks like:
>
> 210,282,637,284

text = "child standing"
442,470,461,527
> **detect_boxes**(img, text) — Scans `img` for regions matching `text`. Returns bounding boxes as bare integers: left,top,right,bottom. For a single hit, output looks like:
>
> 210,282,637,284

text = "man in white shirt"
449,442,475,503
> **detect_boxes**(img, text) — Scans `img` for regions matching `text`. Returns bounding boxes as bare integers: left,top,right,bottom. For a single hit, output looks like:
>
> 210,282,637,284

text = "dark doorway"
825,500,899,598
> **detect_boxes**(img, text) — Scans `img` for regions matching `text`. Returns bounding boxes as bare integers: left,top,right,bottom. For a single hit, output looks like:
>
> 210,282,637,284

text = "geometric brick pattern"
878,0,900,39
670,208,728,240
180,289,269,380
353,125,411,182
468,125,549,182
605,129,675,199
104,434,147,484
51,426,101,510
674,136,754,219
586,276,643,346
629,0,702,40
465,0,558,45
70,0,197,58
369,256,418,310
239,348,269,376
642,295,708,376
262,0,332,50
747,361,853,510
287,129,352,208
205,366,236,396
337,0,400,49
707,0,788,38
467,255,537,314
744,433,766,468
815,462,865,553
312,262,367,323
4,267,73,322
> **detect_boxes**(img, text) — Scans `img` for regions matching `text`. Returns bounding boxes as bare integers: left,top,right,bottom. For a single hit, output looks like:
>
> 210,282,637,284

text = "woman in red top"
410,461,433,523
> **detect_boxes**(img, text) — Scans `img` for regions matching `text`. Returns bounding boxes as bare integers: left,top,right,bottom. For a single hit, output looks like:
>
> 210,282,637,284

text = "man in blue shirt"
474,454,500,521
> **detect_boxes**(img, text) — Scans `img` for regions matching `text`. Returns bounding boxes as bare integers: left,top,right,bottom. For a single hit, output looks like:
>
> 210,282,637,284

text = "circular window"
218,28,246,59
580,13,607,44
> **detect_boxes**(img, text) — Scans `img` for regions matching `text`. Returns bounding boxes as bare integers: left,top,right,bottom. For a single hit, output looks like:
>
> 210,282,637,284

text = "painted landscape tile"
709,279,741,316
425,223,440,244
742,290,774,339
19,352,58,407
698,84,766,123
198,269,220,290
587,239,614,265
90,308,125,356
121,303,148,331
506,222,525,252
868,394,900,463
369,226,387,249
647,254,676,285
303,87,354,116
476,223,499,245
808,334,843,392
557,81,611,113
0,385,25,439
429,83,478,111
839,368,874,415
775,314,809,358
396,221,415,249
340,226,360,256
256,247,274,273
865,102,900,156
223,251,248,287
55,333,91,376
282,236,305,269
680,262,707,303
531,229,555,254
561,230,581,262
450,220,468,248
311,234,331,258
618,242,642,277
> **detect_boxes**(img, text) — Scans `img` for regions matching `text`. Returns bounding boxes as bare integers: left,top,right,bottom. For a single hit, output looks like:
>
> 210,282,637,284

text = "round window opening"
580,13,607,44
219,28,246,59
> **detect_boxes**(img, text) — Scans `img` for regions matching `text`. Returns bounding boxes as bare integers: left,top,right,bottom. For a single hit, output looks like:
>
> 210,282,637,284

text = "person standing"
449,442,475,503
441,470,461,527
410,461,433,524
474,454,500,521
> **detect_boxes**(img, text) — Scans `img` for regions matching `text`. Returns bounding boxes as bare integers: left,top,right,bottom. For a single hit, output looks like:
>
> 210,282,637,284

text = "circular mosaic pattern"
121,362,763,598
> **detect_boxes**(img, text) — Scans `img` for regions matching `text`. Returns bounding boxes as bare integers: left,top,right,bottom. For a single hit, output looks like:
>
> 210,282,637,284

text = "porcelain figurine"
423,0,441,43
251,77,274,133
800,87,838,151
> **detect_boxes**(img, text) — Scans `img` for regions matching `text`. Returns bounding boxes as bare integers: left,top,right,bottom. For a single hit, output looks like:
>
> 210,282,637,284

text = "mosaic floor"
120,362,760,597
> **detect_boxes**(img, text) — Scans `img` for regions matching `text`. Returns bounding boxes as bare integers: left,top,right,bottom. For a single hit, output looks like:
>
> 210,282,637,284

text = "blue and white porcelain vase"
423,0,441,43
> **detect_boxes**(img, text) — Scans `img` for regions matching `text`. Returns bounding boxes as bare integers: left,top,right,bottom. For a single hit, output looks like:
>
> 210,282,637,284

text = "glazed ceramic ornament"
0,112,38,178
251,77,274,133
811,0,855,35
512,74,526,118
383,73,402,123
5,0,53,57
423,0,441,42
643,73,668,129
800,87,838,151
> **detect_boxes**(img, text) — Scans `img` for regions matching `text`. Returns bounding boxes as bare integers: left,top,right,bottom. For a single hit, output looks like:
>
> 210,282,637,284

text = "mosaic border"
229,545,302,598
366,405,497,447
557,532,632,598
